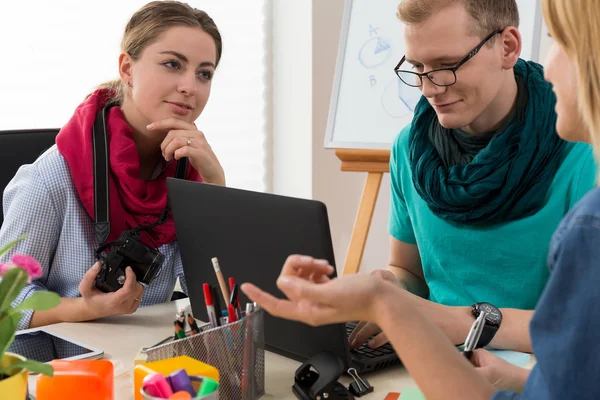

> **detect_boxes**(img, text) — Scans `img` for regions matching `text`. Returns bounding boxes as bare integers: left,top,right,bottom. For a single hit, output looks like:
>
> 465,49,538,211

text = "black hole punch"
292,352,355,400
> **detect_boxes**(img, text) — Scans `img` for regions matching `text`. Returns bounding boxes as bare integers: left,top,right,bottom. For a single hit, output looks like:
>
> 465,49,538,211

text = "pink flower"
10,254,42,280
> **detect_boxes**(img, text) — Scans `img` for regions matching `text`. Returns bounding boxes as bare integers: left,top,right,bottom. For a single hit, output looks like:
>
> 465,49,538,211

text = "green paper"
399,388,426,400
197,377,219,396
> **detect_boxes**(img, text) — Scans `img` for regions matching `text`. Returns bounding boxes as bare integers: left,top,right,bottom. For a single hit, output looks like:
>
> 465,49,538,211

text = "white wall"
311,0,391,274
272,0,391,274
271,1,314,199
271,0,390,273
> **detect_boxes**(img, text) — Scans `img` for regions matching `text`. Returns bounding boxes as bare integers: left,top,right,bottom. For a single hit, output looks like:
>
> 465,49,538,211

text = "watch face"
478,303,502,324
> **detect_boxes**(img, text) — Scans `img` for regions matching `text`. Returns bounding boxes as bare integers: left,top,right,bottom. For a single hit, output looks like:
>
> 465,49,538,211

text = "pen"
229,284,240,319
463,311,487,360
211,284,223,326
175,309,186,330
227,303,238,323
211,257,230,305
203,283,219,328
174,321,186,340
187,313,200,335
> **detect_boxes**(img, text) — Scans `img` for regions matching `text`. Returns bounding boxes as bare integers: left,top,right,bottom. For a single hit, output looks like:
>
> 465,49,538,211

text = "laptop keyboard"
345,322,396,358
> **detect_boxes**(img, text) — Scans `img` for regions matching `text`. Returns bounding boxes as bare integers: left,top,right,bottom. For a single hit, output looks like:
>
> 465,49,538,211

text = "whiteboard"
325,0,544,149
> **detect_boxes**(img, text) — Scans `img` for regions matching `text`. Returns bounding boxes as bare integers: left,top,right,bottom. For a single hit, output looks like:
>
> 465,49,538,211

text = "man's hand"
470,349,530,392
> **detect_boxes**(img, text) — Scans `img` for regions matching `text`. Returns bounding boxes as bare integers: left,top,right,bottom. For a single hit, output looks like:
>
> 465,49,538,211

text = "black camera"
94,229,165,293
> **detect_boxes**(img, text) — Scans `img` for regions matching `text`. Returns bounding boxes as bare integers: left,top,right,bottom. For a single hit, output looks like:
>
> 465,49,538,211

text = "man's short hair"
397,0,520,38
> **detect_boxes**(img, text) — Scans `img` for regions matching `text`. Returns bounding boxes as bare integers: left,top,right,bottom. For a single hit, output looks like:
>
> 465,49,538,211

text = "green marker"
197,377,219,397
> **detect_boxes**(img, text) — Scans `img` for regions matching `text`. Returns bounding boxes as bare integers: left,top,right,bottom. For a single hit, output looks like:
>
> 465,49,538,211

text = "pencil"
211,257,230,305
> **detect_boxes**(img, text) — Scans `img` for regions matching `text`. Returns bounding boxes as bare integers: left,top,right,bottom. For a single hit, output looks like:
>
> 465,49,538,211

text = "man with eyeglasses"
349,0,596,355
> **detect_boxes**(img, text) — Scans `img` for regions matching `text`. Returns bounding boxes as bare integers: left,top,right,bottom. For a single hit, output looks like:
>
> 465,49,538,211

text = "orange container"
36,359,114,400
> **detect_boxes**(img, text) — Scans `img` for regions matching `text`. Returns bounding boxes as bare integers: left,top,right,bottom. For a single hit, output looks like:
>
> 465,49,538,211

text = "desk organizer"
145,309,265,400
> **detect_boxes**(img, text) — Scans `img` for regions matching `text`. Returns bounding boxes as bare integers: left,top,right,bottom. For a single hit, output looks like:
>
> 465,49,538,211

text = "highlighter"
197,377,219,397
167,369,196,397
143,373,174,398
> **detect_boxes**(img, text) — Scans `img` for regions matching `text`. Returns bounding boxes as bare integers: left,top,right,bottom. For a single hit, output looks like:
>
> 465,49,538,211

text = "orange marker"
169,391,192,399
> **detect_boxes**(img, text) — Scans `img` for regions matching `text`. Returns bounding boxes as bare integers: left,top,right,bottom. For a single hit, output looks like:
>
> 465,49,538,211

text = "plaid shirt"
0,146,188,330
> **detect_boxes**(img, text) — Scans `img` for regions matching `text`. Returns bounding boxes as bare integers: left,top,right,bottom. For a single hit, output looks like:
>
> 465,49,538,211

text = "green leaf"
0,234,27,257
0,359,53,377
13,291,61,312
0,267,28,315
0,311,22,361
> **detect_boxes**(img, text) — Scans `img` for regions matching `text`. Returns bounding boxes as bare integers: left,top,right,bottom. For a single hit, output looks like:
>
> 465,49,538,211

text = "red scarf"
56,90,202,247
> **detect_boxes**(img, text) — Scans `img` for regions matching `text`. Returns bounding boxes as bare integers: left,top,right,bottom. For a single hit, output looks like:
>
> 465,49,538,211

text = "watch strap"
475,323,499,348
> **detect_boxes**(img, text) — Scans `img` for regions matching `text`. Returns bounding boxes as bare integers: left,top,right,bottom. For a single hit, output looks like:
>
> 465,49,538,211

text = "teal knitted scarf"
409,59,567,225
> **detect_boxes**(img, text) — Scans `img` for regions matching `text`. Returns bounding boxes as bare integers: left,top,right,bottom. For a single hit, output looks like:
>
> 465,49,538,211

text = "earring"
126,81,132,88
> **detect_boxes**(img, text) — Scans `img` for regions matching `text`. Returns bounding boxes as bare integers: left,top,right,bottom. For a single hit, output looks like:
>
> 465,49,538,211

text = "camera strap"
92,104,189,246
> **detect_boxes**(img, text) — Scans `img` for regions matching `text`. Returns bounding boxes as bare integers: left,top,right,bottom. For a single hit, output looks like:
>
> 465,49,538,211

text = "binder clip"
292,351,355,400
347,368,374,397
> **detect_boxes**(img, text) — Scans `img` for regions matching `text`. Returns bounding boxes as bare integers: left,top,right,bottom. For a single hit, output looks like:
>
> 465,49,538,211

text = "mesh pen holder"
145,309,265,400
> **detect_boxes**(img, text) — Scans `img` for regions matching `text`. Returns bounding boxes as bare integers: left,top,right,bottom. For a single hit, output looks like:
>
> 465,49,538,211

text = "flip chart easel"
335,149,390,275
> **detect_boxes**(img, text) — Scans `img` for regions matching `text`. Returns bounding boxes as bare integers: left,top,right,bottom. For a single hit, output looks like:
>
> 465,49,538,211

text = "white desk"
30,298,414,399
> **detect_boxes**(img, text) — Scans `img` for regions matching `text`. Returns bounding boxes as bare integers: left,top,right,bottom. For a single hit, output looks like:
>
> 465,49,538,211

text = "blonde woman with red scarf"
0,1,225,329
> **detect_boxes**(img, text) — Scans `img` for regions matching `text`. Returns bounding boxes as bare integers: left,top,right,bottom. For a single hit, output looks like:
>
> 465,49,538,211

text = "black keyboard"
345,322,396,358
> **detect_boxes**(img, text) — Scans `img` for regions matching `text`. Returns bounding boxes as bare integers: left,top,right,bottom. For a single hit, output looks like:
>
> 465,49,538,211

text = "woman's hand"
78,262,145,320
241,255,398,327
470,349,531,393
148,118,226,186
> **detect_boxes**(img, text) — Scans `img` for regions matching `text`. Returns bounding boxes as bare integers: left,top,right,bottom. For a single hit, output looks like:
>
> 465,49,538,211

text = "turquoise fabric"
389,125,596,308
409,60,567,224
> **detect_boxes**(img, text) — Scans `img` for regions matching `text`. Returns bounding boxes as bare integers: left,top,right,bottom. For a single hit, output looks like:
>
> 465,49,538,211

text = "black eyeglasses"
394,29,504,88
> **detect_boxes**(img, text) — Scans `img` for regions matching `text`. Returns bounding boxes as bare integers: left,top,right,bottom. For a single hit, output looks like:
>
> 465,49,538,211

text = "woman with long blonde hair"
242,0,600,398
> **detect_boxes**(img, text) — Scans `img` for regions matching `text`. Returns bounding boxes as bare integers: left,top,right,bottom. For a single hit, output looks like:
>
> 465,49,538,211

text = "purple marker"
167,369,197,397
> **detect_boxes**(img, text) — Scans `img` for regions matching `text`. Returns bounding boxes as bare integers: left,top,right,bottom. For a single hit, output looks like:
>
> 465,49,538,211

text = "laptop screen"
167,178,352,367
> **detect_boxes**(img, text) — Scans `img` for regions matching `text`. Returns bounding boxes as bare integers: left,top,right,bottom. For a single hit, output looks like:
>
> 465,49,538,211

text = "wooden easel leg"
342,172,383,275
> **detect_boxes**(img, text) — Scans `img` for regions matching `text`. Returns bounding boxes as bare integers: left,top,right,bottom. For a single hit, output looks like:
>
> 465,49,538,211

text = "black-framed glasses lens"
396,71,422,87
397,69,457,87
428,70,456,86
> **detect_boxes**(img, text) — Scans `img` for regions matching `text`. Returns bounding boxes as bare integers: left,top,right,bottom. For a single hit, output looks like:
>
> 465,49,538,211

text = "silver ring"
186,138,192,146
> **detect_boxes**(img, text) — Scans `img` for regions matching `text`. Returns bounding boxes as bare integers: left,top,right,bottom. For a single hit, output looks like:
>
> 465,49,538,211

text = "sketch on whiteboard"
359,25,392,69
381,77,422,118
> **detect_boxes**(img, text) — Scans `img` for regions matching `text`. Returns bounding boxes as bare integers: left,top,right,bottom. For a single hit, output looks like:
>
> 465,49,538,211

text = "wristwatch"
471,302,503,349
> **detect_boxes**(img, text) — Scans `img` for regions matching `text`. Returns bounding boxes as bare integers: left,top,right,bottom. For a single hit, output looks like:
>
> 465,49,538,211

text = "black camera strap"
92,104,189,246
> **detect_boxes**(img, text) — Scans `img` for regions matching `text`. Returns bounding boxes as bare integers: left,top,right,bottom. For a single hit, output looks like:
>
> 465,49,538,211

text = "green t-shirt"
389,124,597,309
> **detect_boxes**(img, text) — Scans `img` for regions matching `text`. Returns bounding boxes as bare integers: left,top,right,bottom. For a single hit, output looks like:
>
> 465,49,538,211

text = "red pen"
228,277,235,292
227,303,238,323
203,283,219,328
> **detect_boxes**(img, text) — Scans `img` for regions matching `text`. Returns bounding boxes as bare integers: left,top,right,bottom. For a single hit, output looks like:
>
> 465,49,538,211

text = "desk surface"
31,298,413,399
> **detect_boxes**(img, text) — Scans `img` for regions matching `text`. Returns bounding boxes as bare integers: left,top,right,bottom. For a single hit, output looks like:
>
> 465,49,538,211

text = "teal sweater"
389,124,596,309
